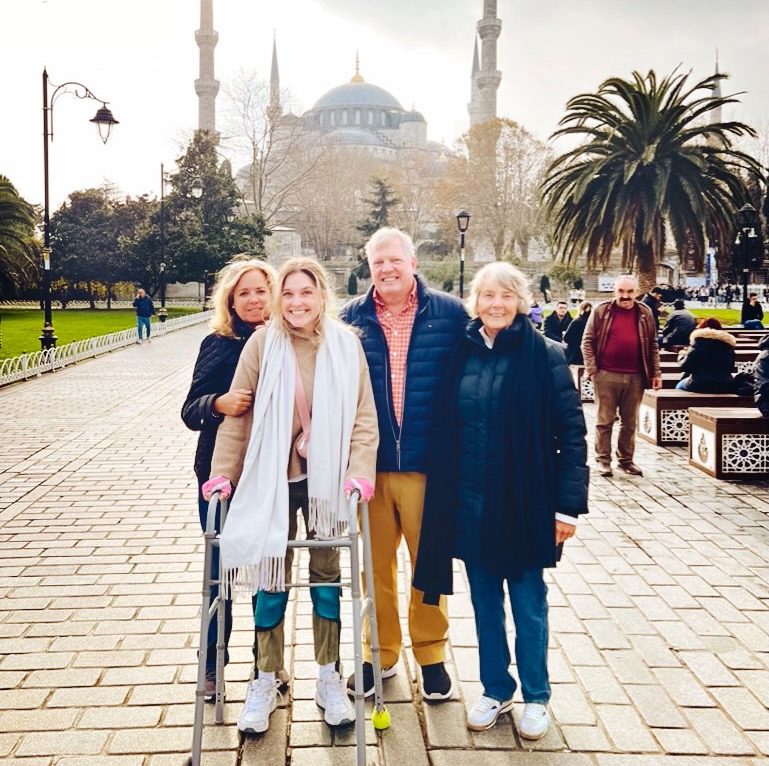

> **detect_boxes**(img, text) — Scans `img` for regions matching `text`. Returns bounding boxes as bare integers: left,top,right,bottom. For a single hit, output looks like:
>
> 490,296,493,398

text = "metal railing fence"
0,311,210,389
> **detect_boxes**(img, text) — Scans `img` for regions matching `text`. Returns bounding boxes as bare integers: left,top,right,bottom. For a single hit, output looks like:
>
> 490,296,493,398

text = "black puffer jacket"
181,317,256,480
452,323,588,564
414,317,589,603
678,327,736,393
563,313,589,365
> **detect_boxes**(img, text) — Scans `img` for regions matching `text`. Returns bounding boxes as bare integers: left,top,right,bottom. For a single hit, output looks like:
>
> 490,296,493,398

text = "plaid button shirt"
374,281,418,426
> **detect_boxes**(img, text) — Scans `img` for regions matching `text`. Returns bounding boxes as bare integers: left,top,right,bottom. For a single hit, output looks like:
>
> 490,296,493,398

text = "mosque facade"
195,1,501,155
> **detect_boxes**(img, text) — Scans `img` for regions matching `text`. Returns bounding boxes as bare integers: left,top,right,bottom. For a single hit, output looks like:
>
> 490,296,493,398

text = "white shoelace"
320,673,350,713
473,696,501,714
522,702,547,721
244,677,281,713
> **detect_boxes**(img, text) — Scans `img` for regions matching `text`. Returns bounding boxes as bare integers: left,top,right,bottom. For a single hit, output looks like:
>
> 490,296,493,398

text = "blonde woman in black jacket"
181,256,278,698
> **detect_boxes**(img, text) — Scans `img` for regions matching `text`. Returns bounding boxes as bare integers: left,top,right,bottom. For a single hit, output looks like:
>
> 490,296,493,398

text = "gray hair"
467,262,533,317
614,274,638,288
365,227,416,261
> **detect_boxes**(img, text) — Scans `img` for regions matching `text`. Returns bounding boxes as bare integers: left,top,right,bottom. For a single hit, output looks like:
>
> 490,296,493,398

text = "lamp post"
40,68,118,350
735,203,759,306
456,210,471,298
158,164,168,322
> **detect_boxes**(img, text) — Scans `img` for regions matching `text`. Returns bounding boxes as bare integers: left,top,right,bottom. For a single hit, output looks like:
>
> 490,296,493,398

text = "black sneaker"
421,662,453,701
346,661,397,698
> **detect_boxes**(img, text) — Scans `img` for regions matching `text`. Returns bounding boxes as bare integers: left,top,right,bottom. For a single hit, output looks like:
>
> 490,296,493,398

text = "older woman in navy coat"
414,262,589,739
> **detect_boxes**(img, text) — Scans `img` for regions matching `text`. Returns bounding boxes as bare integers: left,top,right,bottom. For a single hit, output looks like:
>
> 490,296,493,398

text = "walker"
187,489,390,766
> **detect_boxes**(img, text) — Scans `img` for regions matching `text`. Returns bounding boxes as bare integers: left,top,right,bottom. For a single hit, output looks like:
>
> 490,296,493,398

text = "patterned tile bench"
637,390,753,446
688,407,769,480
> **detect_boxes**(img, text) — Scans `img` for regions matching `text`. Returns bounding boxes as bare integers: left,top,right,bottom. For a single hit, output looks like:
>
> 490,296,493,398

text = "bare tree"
219,70,325,226
437,119,552,260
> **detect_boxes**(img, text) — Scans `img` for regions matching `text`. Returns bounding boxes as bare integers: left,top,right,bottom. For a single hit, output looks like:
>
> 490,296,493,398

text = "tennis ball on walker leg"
372,706,391,730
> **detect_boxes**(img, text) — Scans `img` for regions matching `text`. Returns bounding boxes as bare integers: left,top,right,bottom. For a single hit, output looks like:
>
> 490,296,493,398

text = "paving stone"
596,704,660,752
679,650,741,687
56,759,145,766
684,707,757,755
709,686,769,729
290,746,380,766
652,727,709,754
549,683,596,725
423,700,472,747
16,730,109,757
431,752,593,766
560,724,614,751
573,665,630,704
625,684,687,728
651,667,715,707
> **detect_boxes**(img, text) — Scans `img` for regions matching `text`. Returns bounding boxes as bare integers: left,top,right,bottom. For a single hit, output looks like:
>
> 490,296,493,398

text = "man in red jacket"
581,275,661,477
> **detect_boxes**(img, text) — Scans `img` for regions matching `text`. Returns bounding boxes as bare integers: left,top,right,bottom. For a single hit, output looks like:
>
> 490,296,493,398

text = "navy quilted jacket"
340,276,468,472
181,317,255,480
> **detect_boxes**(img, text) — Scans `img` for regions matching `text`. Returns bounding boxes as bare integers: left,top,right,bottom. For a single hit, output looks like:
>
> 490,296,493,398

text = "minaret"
468,37,482,126
469,0,502,127
195,0,219,138
269,32,282,122
710,51,723,125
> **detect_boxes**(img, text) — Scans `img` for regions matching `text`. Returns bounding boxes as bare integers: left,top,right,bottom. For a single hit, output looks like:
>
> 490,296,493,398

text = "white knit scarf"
220,321,360,596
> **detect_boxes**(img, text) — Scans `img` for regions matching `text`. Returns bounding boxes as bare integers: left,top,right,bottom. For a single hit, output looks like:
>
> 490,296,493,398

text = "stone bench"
637,390,753,446
688,407,769,479
570,365,594,402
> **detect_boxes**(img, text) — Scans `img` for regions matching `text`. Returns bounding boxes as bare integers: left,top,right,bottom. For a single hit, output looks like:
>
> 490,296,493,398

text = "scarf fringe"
223,557,287,599
308,496,347,539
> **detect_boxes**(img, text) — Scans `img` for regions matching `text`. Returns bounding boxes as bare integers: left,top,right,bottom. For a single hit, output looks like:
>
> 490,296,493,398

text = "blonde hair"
209,256,278,338
467,262,533,317
271,257,337,346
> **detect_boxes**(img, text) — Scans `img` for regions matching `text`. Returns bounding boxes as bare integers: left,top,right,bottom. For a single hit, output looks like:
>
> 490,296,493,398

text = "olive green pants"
254,480,341,671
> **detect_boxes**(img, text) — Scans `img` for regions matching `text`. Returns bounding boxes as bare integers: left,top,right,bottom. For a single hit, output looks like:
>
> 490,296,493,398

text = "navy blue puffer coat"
340,276,468,472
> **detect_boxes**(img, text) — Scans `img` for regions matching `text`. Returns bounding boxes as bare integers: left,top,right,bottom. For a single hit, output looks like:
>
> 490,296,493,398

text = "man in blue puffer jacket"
341,227,468,701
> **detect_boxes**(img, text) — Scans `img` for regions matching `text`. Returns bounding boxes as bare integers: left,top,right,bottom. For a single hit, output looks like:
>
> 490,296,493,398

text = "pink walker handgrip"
202,476,232,500
345,478,374,503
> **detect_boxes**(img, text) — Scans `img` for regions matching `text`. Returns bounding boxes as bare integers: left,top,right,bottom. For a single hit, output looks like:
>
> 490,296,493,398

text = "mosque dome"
401,109,426,123
312,81,403,111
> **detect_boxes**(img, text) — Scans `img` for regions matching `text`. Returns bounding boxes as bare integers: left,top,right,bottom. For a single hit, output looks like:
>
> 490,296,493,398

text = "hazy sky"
3,0,767,211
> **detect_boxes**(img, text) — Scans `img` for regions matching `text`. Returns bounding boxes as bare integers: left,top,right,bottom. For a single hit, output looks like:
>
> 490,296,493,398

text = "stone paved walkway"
0,323,766,766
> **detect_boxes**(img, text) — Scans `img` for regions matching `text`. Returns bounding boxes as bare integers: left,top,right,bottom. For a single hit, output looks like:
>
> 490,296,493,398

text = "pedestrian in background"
414,262,588,738
660,299,696,350
563,301,592,365
581,275,661,478
543,300,572,342
741,293,765,329
132,288,155,343
181,256,279,700
676,317,737,393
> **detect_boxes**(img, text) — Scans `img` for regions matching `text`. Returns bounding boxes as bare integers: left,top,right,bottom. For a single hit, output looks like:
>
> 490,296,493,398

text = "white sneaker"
467,695,514,731
519,702,550,740
238,677,280,734
316,671,355,727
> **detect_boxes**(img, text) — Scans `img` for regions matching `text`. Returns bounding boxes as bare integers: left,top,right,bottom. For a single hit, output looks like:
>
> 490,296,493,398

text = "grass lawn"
684,307,742,326
0,308,201,359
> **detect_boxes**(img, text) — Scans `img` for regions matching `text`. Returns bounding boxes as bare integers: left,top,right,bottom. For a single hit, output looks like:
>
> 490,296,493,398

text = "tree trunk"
636,244,657,293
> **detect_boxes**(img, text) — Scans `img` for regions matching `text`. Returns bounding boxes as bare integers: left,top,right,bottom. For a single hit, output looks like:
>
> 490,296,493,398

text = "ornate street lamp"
735,203,759,306
40,68,118,350
456,210,471,298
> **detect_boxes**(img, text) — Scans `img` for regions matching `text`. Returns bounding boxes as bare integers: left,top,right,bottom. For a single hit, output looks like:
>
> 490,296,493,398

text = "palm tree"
541,69,763,290
0,175,39,298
